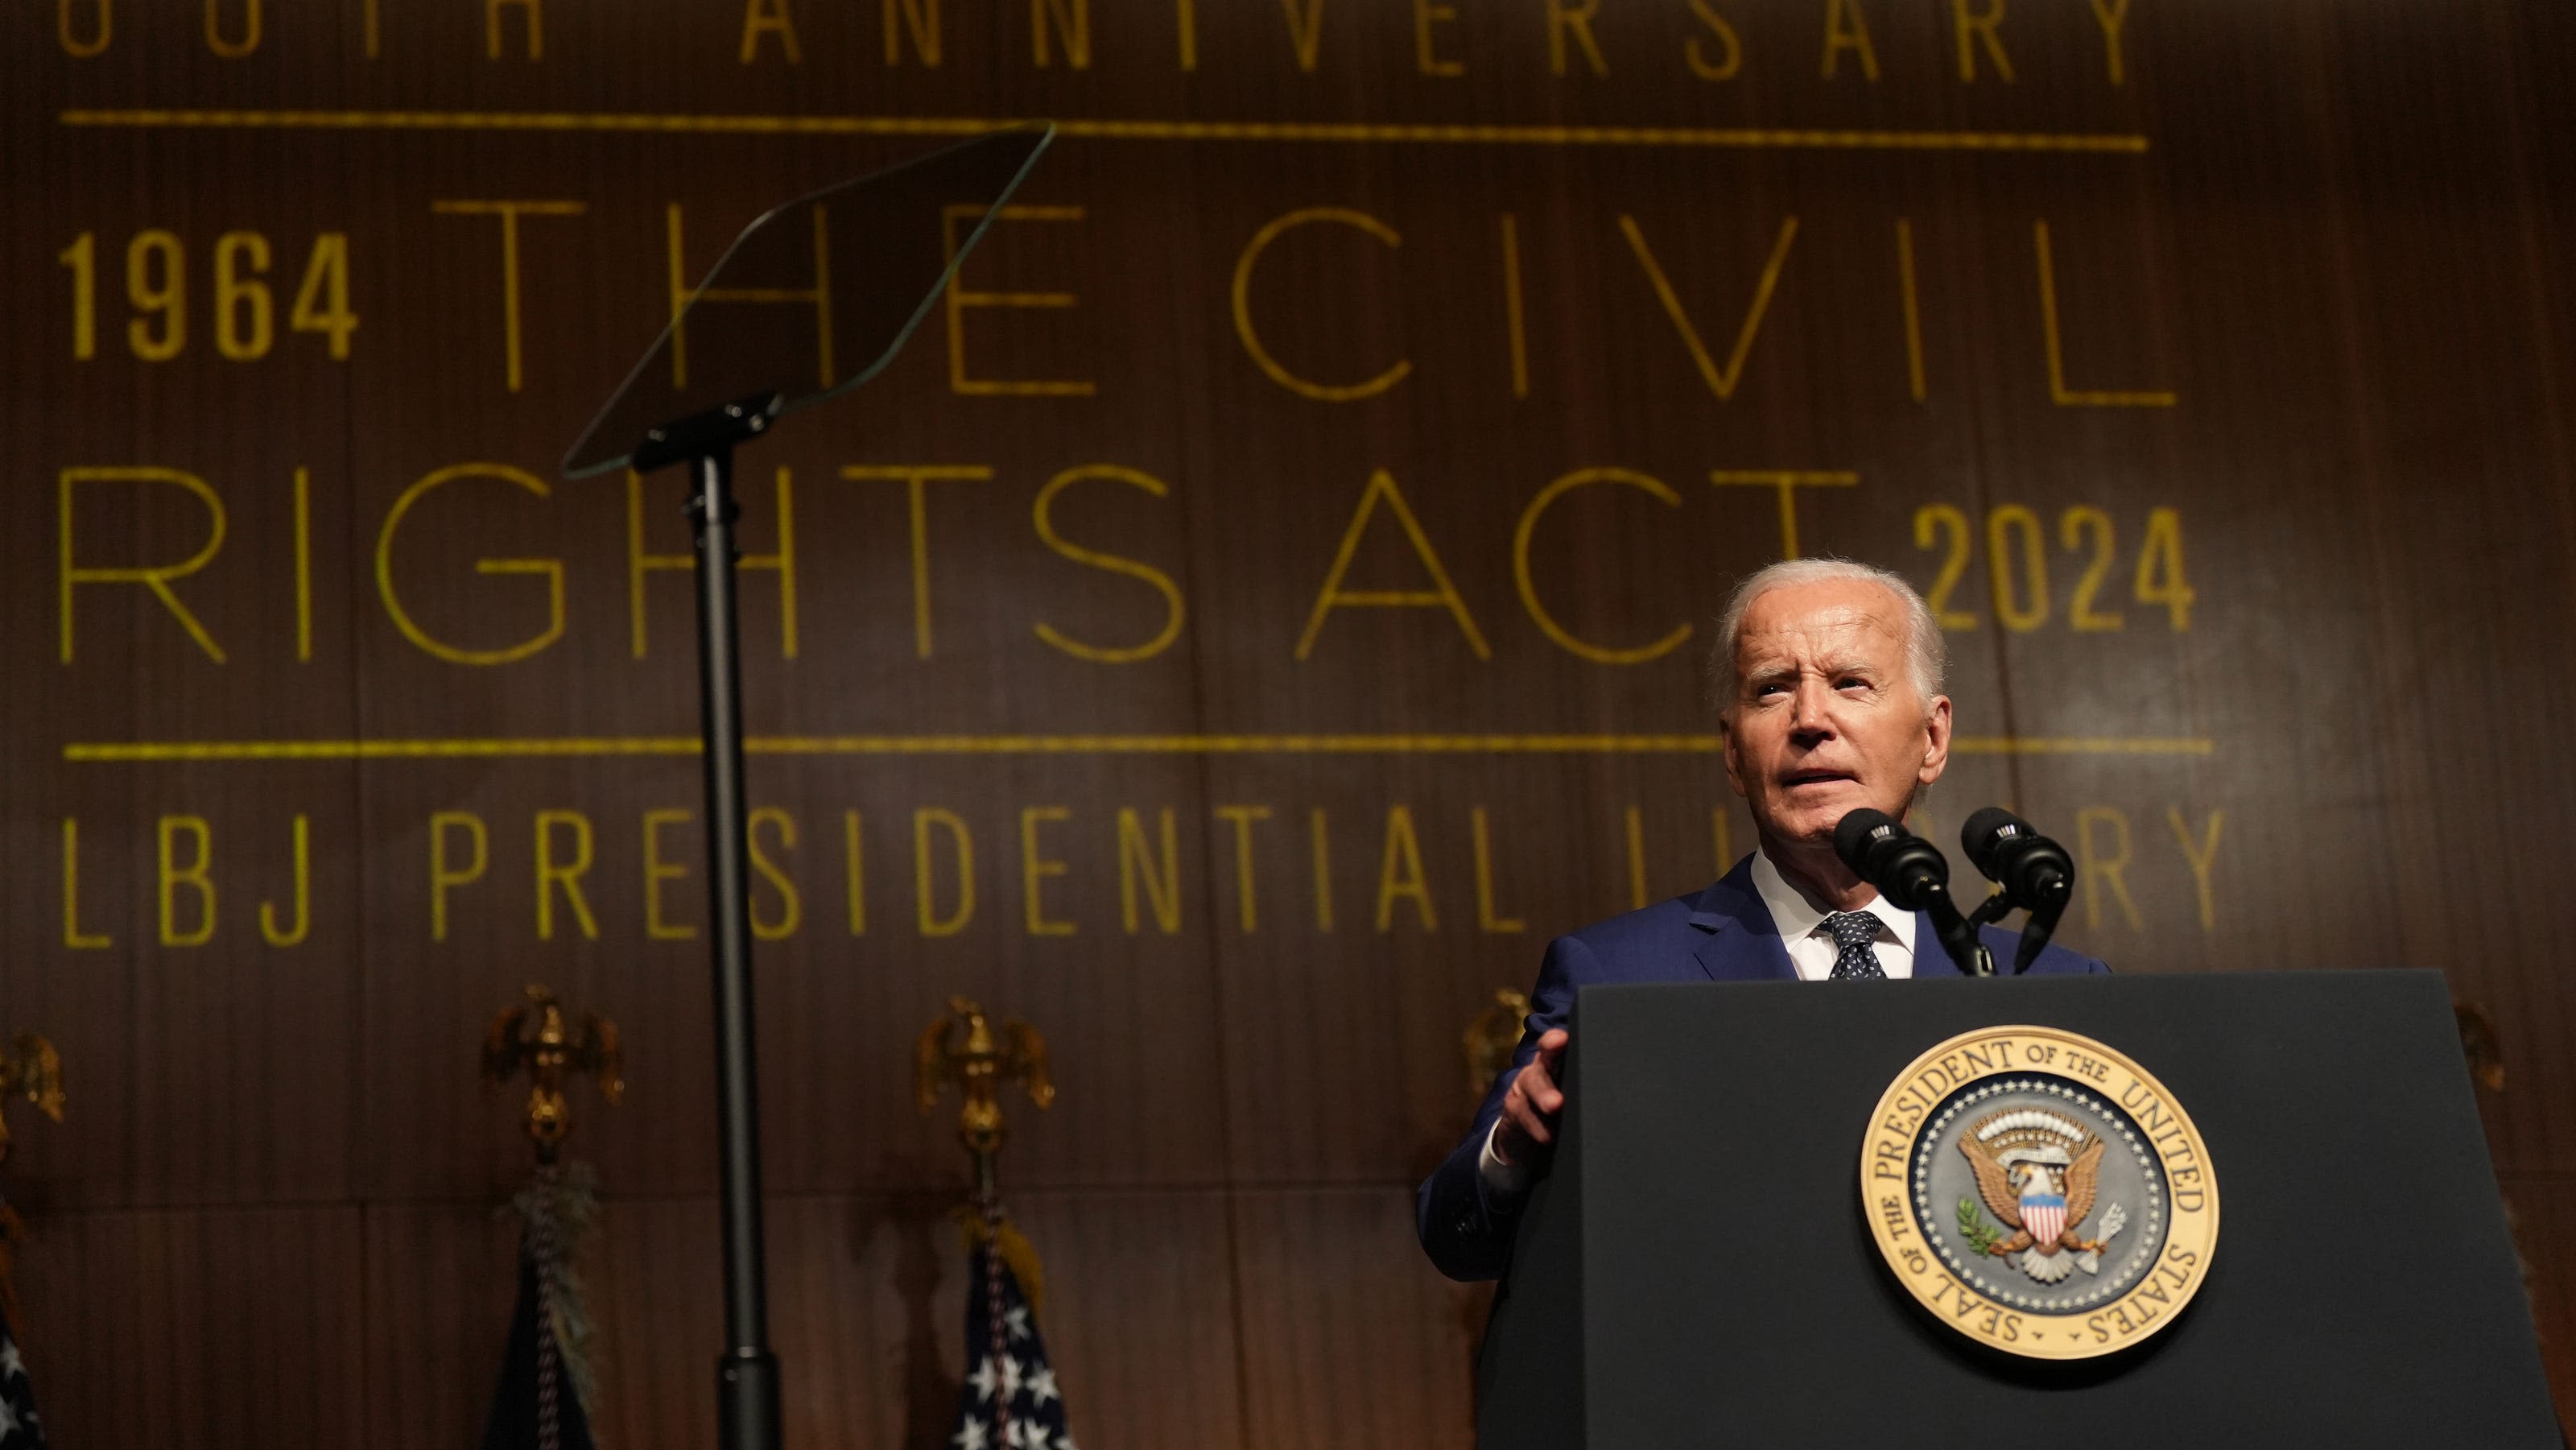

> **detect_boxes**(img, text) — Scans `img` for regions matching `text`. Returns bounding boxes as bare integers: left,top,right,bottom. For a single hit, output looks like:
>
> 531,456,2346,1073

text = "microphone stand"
1831,808,1996,977
1925,887,1996,977
1964,890,2059,976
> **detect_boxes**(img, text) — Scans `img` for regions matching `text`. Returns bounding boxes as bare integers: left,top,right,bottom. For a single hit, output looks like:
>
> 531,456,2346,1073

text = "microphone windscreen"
1959,806,2026,879
1834,808,1896,873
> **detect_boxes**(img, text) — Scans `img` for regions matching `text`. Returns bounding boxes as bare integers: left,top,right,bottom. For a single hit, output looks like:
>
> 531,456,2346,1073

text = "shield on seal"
2021,1188,2067,1247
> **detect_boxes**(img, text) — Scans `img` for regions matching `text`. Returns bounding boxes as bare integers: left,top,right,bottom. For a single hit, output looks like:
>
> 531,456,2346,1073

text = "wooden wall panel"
3,0,2574,1441
586,1197,728,1450
1232,1188,1477,1450
363,1204,525,1450
994,1190,1248,1449
12,1208,365,1445
2500,1179,2576,1438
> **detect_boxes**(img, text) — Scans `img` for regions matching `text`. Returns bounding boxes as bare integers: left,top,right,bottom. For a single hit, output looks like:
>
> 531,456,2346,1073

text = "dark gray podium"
1476,971,2562,1448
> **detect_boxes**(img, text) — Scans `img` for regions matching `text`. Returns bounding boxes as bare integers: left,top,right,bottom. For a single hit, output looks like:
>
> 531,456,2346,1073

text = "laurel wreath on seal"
1956,1196,2004,1254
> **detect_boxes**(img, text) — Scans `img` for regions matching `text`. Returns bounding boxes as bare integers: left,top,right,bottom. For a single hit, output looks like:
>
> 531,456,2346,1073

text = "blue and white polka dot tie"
1823,911,1887,980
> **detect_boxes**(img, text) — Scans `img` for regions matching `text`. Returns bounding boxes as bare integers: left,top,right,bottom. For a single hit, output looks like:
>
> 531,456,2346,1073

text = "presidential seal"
1860,1026,2218,1361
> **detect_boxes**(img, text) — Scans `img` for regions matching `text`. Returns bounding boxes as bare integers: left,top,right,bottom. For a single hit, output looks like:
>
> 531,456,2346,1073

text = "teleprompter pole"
636,392,788,1450
691,443,782,1450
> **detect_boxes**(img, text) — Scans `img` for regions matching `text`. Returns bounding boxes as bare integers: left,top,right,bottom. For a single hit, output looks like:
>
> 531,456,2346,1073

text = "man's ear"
1918,695,1954,785
1719,713,1750,798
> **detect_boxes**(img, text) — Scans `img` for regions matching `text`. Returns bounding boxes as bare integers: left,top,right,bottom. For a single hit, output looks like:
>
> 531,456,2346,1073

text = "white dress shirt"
1749,849,1916,981
1476,849,1917,1195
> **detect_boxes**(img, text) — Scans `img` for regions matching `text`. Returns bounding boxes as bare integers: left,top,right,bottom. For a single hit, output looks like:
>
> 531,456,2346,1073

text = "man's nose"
1789,677,1836,738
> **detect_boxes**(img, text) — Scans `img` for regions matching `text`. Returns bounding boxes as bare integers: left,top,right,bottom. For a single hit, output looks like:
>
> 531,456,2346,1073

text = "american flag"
479,1248,593,1450
0,1307,44,1450
948,1238,1076,1450
481,1164,597,1450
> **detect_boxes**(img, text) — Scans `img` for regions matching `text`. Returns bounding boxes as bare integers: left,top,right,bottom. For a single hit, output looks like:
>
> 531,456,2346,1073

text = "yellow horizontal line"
68,737,702,762
56,109,2149,154
1953,737,2212,756
61,734,2211,762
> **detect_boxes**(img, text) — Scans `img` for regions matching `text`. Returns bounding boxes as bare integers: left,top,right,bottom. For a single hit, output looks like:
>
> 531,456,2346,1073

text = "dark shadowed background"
4,0,2571,1442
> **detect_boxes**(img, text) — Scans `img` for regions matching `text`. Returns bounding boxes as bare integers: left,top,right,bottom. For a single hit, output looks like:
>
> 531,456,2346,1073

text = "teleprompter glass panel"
564,122,1055,477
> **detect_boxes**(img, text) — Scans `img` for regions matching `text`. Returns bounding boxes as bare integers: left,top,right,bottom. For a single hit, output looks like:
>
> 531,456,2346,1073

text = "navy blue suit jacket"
1414,853,2112,1282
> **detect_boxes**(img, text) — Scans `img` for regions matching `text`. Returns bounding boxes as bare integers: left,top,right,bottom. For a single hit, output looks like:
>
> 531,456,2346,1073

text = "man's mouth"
1779,769,1857,789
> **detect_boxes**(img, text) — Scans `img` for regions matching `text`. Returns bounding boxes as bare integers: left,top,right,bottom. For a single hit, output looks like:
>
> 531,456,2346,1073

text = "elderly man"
1416,558,2108,1282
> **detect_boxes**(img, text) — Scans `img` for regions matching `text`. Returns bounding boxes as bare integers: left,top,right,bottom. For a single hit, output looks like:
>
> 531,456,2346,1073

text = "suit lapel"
1687,859,1962,980
1687,857,1798,982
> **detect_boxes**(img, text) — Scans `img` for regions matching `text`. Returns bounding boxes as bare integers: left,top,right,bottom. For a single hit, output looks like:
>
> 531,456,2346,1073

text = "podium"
1476,971,2563,1448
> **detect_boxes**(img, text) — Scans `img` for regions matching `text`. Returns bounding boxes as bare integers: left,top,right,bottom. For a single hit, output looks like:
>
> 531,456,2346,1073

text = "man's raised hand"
1493,1028,1569,1167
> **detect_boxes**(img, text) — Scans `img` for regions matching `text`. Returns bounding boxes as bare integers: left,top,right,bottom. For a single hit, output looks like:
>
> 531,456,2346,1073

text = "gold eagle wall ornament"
919,998,1055,1315
483,985,623,1161
916,997,1054,1159
0,1034,64,1162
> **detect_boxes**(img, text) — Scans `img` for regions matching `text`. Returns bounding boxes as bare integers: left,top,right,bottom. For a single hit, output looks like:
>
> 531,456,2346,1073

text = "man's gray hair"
1709,557,1946,719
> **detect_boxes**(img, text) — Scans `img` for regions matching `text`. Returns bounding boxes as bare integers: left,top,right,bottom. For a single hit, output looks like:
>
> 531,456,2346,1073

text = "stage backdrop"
6,0,2573,1442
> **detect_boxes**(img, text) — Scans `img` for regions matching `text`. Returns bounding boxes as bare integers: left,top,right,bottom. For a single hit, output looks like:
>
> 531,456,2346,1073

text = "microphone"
1831,810,1994,976
1959,807,2074,974
1832,808,1951,911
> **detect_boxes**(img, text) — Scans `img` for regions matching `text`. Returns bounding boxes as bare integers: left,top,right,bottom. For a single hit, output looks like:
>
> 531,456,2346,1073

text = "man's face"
1720,578,1951,852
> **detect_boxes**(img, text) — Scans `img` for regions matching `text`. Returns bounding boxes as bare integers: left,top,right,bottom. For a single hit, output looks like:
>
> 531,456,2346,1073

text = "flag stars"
952,1249,1071,1450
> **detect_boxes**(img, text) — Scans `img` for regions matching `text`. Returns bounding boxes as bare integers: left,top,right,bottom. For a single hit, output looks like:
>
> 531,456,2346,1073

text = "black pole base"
717,1348,783,1450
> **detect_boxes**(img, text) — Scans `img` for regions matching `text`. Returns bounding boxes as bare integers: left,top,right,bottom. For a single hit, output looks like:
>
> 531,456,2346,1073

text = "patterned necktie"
1822,911,1887,980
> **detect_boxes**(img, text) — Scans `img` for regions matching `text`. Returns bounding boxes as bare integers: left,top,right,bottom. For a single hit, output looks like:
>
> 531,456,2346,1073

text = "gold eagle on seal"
1960,1109,2127,1283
